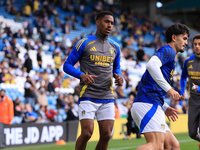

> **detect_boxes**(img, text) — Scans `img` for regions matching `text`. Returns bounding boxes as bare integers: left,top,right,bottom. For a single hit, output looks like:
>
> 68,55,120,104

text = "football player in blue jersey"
131,23,190,150
63,11,123,150
180,34,200,146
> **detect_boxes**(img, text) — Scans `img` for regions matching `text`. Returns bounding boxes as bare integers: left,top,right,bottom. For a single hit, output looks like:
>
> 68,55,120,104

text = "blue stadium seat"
49,105,57,111
143,47,155,56
62,113,67,120
16,38,25,46
19,96,25,103
59,109,66,115
47,96,53,105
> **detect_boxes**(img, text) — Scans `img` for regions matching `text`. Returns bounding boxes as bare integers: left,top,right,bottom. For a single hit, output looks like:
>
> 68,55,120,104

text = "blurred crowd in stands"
0,0,196,126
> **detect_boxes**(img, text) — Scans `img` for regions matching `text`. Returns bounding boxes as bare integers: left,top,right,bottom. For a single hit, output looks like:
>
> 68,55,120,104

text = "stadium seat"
49,104,57,111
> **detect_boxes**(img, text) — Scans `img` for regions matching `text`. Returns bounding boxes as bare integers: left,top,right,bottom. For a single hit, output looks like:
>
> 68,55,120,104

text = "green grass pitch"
6,132,198,150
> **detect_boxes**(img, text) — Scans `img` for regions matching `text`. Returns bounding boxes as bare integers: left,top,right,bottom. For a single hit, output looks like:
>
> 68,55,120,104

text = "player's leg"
75,119,94,150
131,103,166,150
76,101,99,150
188,104,200,141
136,132,165,150
95,103,115,150
164,130,180,150
95,119,114,150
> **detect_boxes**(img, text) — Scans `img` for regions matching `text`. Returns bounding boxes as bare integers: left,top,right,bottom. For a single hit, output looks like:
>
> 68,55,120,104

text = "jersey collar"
195,54,200,60
95,32,108,42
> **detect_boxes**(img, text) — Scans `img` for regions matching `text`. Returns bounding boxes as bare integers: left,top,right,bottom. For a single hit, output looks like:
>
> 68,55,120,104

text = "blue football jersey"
134,45,176,106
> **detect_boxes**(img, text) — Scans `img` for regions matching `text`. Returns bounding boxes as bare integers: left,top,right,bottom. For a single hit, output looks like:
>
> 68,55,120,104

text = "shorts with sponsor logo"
78,101,115,121
131,102,170,134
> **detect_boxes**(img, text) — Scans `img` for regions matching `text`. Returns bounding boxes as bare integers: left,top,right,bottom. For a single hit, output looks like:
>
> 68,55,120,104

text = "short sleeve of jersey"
154,46,176,66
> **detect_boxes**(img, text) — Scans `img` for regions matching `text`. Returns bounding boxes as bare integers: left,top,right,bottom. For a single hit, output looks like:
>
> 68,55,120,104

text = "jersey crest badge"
82,110,86,116
109,47,114,54
188,65,193,69
161,124,165,129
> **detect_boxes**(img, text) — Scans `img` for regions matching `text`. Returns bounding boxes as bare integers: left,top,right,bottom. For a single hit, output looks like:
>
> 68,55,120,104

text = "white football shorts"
131,102,170,134
78,100,115,121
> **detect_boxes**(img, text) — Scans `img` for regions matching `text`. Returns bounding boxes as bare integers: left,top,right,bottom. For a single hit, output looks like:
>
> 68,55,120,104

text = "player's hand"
192,83,198,92
180,93,185,101
167,88,181,100
114,73,123,86
165,106,178,122
80,74,97,85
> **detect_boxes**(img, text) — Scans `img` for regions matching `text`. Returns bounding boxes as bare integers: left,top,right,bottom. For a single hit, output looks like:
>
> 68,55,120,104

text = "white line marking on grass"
108,145,138,150
179,139,194,143
108,139,194,150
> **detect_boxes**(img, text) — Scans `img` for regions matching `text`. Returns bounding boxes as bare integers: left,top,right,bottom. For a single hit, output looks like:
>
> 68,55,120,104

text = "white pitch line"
108,139,194,150
108,145,138,150
179,139,194,143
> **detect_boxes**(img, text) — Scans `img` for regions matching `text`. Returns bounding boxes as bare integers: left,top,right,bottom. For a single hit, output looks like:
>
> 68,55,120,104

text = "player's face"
174,34,188,53
97,15,114,36
193,38,200,57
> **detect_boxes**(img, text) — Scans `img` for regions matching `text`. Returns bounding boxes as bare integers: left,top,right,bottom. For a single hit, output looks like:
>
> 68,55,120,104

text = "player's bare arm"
167,88,181,100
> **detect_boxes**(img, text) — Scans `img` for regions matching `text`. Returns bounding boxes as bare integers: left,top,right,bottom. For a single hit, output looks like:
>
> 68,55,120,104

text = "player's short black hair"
95,11,114,21
193,34,200,42
165,23,190,43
